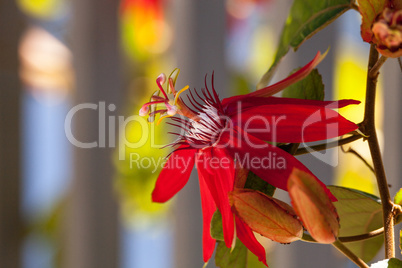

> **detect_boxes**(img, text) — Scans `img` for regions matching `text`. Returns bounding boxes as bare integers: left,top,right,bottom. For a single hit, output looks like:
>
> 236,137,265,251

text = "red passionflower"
140,52,359,266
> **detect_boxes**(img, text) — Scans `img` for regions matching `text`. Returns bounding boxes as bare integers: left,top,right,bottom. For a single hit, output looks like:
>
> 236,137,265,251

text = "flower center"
185,102,227,146
142,70,227,149
139,69,197,124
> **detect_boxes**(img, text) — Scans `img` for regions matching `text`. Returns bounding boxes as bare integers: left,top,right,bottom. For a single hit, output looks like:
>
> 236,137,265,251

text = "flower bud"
288,168,339,244
230,189,303,244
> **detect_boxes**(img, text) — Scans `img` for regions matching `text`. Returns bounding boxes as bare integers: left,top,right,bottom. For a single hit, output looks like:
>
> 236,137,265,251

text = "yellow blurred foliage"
334,51,383,195
120,5,172,61
114,94,172,226
18,0,65,19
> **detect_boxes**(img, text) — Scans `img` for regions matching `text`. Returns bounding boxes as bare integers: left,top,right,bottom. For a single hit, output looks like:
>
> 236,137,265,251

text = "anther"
139,105,150,116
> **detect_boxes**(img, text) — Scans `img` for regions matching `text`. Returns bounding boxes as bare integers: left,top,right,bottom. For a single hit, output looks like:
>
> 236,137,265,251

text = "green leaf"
211,210,224,241
215,239,247,268
370,258,402,268
257,0,354,89
244,171,276,197
328,186,383,262
281,68,324,101
388,258,402,268
394,188,402,206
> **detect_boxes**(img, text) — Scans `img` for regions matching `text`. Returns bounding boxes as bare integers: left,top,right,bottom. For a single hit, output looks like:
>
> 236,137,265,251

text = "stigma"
139,69,199,124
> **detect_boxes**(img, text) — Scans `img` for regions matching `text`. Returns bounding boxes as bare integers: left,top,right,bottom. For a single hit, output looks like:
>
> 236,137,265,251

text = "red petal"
198,168,217,262
218,127,336,201
152,146,196,203
231,104,358,143
223,96,359,117
222,51,326,108
252,51,326,96
235,217,268,267
196,148,235,248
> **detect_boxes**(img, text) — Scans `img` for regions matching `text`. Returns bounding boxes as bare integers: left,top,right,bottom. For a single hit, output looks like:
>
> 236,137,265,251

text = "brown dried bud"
372,7,402,57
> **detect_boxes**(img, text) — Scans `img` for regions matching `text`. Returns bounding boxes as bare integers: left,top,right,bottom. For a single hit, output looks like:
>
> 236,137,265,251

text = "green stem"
398,57,402,72
293,134,362,155
351,3,360,12
361,44,394,258
301,234,369,268
301,227,384,244
333,241,369,268
338,228,384,243
369,56,387,78
289,143,300,155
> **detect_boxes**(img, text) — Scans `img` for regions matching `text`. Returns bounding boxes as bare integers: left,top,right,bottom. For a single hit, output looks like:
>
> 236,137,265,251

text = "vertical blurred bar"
383,58,402,261
383,59,402,185
0,0,24,267
173,0,226,267
383,59,402,189
64,0,121,267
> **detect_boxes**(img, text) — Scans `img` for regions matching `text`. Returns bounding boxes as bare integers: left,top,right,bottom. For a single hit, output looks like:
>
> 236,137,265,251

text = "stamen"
149,109,168,117
176,98,199,118
157,73,166,85
139,105,149,116
151,95,165,101
141,100,166,111
157,114,172,125
174,85,189,103
167,68,180,94
166,103,178,116
156,73,169,99
169,78,176,94
143,70,228,149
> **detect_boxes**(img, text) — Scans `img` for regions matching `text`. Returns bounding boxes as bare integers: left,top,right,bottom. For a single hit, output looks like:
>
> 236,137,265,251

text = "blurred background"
0,0,401,267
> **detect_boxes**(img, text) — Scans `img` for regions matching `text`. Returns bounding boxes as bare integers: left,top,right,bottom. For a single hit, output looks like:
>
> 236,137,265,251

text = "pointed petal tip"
196,148,235,250
329,99,361,109
151,146,196,203
151,188,169,203
235,217,268,267
250,50,328,98
202,238,216,264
